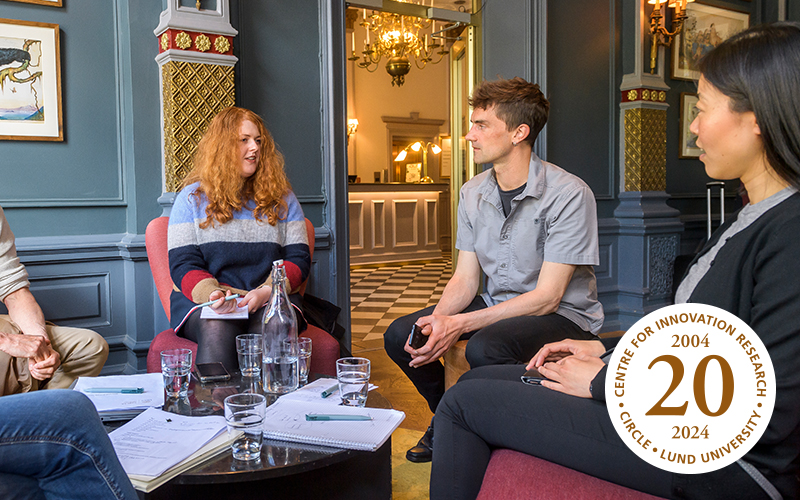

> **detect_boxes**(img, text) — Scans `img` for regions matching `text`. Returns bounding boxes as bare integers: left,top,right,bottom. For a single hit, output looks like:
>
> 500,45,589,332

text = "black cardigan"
593,192,800,497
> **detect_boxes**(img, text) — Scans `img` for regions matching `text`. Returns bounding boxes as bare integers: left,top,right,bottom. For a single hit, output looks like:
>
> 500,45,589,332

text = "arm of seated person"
3,288,61,379
528,338,606,369
536,355,606,399
410,260,577,367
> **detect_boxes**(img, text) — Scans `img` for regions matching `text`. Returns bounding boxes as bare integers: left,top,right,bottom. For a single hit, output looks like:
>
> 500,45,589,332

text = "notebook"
74,373,165,421
262,398,405,452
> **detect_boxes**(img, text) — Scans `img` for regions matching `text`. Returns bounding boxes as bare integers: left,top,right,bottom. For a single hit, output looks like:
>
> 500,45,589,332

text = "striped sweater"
167,182,310,331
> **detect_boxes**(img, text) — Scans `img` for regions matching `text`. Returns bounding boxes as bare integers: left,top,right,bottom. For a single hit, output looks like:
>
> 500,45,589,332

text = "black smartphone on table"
408,324,427,349
520,368,551,385
194,362,231,383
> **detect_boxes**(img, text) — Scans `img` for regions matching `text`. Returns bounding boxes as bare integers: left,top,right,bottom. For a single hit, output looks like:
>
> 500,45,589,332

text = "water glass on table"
224,393,267,461
161,348,192,398
336,357,370,407
236,334,262,377
297,337,312,385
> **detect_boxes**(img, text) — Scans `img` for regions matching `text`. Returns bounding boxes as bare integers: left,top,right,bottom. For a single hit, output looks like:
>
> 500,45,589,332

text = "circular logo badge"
606,303,775,474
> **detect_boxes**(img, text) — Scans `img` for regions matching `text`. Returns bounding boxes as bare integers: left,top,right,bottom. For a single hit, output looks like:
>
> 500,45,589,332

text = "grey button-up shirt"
456,153,604,333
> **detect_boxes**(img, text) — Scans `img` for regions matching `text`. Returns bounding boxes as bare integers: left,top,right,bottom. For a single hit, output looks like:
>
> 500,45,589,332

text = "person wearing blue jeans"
0,390,137,500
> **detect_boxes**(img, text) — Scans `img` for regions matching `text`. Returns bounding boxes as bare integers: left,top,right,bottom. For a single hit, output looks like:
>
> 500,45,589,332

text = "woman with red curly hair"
167,107,310,372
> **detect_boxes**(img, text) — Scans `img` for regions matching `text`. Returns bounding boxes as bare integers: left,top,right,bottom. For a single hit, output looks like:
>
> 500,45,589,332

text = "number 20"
645,355,734,417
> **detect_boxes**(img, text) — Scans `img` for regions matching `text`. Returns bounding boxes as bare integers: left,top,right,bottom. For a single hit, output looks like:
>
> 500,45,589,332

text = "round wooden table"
139,374,393,500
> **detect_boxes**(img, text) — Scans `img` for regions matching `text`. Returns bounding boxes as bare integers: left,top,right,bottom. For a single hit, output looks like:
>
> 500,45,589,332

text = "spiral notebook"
262,398,405,452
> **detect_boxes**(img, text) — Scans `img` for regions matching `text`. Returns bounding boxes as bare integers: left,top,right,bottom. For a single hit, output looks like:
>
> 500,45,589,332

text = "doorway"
344,1,475,267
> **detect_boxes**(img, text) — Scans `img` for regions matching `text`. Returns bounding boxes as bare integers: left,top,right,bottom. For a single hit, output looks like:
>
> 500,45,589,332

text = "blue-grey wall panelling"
547,0,618,217
0,0,168,373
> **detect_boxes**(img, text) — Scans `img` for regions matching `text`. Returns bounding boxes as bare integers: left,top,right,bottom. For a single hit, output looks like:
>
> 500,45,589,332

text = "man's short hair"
469,77,549,146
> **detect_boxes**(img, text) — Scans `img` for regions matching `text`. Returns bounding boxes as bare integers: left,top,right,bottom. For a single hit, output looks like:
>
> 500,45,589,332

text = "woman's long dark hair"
699,22,800,190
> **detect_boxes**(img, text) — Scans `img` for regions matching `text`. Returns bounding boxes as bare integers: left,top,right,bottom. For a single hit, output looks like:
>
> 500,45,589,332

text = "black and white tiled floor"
349,260,453,353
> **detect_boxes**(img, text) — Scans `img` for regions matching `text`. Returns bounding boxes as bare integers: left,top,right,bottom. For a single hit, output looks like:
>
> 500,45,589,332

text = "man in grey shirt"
384,77,603,462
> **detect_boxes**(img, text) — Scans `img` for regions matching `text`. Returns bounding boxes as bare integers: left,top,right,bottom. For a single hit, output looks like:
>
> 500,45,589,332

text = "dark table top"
157,372,392,484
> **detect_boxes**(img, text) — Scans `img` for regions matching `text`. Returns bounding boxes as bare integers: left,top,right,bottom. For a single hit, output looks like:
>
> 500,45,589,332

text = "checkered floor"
349,259,453,353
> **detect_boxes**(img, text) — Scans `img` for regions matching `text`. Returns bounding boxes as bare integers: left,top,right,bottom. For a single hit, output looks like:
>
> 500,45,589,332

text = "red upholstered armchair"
144,216,339,377
476,450,665,499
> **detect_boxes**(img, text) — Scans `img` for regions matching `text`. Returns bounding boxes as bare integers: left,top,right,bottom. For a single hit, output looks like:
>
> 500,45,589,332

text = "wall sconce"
394,141,441,183
347,119,359,137
648,0,694,74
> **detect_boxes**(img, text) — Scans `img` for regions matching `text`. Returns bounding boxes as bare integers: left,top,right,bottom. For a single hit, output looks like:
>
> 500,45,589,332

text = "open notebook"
262,398,405,452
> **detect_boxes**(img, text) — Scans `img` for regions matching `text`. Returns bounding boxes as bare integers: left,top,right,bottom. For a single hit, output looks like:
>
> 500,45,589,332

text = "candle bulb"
351,30,355,52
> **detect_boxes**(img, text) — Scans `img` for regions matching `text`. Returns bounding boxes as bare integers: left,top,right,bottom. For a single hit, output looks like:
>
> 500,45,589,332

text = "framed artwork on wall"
439,136,451,179
671,2,749,81
0,18,63,141
2,0,63,6
405,163,421,183
679,93,702,159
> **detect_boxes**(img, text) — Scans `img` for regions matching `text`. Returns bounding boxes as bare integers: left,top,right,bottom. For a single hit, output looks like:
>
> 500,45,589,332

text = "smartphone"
194,362,231,383
520,368,550,385
408,324,427,349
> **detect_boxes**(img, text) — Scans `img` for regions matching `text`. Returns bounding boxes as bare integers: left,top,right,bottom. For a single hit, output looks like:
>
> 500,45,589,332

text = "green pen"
306,414,372,421
84,387,145,394
195,294,240,309
320,383,339,398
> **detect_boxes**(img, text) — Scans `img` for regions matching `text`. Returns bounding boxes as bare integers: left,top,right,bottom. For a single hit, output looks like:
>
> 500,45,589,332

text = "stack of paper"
109,408,235,492
74,373,165,421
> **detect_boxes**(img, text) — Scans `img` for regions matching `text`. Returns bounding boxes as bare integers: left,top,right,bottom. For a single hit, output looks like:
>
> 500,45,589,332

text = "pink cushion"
476,449,665,500
146,326,339,377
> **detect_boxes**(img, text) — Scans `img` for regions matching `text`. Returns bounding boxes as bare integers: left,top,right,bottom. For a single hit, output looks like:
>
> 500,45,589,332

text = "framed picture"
0,18,62,141
679,93,702,159
439,136,451,179
405,163,421,183
2,0,62,6
671,2,749,81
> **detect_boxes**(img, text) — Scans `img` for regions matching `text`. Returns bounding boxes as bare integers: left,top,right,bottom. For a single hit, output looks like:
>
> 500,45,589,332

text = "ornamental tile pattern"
624,107,667,192
161,61,235,192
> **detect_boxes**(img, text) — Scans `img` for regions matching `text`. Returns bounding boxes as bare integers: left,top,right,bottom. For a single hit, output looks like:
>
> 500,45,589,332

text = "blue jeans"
0,390,137,500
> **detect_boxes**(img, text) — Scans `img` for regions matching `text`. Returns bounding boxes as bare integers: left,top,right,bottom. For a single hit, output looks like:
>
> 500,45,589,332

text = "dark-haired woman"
431,23,800,500
168,107,310,373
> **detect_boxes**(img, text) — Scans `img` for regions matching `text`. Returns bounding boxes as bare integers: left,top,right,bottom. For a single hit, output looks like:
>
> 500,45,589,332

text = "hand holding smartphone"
520,367,551,385
408,324,427,349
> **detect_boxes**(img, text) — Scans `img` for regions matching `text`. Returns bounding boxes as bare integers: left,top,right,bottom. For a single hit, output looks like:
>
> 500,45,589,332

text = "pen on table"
306,414,372,421
320,383,339,398
196,294,240,309
84,387,145,394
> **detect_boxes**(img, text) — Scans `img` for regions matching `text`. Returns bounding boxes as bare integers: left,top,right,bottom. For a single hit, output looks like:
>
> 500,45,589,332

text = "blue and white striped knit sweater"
167,182,310,331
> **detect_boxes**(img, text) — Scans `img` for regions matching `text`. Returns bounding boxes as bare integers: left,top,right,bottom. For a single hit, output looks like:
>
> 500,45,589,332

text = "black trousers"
181,306,266,373
383,296,594,413
430,365,772,500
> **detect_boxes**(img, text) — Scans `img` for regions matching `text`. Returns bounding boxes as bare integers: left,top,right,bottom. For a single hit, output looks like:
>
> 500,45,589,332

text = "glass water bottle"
261,260,299,394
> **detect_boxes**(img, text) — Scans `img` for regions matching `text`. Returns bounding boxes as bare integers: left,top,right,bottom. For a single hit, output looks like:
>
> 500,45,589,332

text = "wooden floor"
349,260,452,432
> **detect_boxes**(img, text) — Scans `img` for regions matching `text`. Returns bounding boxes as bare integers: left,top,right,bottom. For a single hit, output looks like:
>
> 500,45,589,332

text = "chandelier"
349,9,459,87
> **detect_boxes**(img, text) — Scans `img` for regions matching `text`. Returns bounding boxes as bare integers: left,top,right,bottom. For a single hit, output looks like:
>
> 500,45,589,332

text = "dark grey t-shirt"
498,183,526,218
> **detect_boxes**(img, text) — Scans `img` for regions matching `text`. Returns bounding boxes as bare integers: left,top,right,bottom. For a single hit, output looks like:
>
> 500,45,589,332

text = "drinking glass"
161,348,192,398
336,357,370,407
297,337,312,385
236,334,262,377
224,393,267,461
